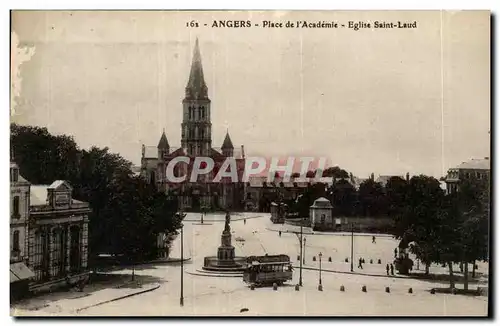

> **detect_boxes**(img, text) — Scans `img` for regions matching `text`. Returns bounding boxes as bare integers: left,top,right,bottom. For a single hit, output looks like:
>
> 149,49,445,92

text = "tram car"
243,254,293,286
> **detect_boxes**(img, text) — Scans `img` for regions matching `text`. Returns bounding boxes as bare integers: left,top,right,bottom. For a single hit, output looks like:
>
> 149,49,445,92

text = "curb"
143,257,192,265
75,283,161,313
184,215,265,222
267,227,394,238
265,227,314,235
294,265,408,280
185,270,243,278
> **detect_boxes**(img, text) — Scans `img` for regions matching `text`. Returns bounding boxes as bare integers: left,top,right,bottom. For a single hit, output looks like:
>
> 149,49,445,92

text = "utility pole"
180,219,184,307
299,221,303,286
350,222,354,272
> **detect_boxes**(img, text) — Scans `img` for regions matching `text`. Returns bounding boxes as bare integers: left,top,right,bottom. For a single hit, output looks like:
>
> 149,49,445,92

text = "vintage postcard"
10,10,490,317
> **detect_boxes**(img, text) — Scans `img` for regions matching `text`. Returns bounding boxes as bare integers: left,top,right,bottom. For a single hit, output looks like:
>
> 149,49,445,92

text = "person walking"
279,231,282,237
358,258,363,269
390,264,394,276
372,236,376,244
386,264,390,275
394,248,398,258
244,218,246,225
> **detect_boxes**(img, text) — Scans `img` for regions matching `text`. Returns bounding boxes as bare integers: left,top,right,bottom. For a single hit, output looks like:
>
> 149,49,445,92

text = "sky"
11,10,490,178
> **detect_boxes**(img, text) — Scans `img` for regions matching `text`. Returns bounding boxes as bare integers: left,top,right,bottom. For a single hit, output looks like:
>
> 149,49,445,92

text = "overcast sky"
11,10,490,178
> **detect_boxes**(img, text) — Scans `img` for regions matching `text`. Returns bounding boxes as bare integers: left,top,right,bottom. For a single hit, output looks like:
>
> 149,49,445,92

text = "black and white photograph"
9,10,490,316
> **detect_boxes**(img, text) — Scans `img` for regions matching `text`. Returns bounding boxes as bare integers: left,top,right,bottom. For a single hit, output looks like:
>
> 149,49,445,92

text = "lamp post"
299,221,303,287
350,222,354,272
318,252,323,287
303,237,307,265
179,213,184,307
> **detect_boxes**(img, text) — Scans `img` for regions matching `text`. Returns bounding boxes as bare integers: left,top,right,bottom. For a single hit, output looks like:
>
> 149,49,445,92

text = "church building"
141,39,245,211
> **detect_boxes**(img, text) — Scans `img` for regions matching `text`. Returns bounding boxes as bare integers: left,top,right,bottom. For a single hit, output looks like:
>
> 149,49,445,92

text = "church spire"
222,130,234,149
185,38,208,100
157,129,169,149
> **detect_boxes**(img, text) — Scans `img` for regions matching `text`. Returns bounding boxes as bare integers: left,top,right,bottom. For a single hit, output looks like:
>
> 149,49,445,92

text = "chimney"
406,172,410,181
241,145,245,159
350,172,354,183
370,173,374,181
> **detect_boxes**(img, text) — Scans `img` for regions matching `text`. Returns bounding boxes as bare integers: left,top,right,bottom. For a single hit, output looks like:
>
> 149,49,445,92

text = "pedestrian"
372,236,376,244
279,231,282,237
244,218,246,225
358,258,363,269
386,264,390,275
390,264,394,276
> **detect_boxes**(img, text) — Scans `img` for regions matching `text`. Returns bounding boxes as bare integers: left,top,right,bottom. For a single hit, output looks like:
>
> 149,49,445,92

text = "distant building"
28,180,91,292
10,160,34,299
445,157,490,194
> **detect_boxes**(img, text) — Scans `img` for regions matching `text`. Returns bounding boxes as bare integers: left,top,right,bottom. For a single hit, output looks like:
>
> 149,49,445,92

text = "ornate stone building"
141,39,245,211
10,160,34,298
28,180,91,291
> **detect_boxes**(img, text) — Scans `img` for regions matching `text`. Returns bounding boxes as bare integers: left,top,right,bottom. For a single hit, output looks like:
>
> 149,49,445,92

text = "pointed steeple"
185,38,208,100
222,130,234,149
157,129,169,149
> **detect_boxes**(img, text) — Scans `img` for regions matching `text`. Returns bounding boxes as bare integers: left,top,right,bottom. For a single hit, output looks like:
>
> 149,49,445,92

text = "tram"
243,254,293,286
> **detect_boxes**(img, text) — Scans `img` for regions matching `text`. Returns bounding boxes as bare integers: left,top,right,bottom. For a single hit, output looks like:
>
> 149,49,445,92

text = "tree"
11,124,181,265
386,176,409,237
322,166,349,179
357,179,386,216
397,175,444,275
328,179,356,216
443,178,490,289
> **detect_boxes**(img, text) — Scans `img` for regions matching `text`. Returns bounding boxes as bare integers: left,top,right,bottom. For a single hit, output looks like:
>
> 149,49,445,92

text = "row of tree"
11,124,182,264
283,167,489,289
393,175,489,290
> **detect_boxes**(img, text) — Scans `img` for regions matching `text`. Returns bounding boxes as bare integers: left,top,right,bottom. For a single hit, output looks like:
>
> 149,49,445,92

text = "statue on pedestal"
224,211,231,233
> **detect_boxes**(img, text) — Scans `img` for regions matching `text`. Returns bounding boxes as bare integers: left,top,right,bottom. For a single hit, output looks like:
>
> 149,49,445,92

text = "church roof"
157,130,169,148
185,38,208,100
222,131,234,149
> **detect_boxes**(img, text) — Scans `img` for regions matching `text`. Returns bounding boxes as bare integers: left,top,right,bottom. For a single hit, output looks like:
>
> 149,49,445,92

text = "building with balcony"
445,157,490,194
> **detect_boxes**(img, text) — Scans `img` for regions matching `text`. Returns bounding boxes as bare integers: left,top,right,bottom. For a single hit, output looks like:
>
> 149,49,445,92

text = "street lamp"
176,211,185,307
318,252,323,286
180,221,184,306
303,237,307,265
350,223,354,272
299,221,303,287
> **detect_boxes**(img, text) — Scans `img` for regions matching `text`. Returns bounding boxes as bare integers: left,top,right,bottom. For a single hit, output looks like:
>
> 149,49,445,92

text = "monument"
202,211,246,273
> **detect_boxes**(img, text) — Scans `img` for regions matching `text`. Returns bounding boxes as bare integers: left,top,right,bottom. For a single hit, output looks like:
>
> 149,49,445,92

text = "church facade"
141,39,245,211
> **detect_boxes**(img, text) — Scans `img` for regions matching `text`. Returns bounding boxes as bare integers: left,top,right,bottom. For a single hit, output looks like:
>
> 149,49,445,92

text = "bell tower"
181,38,212,156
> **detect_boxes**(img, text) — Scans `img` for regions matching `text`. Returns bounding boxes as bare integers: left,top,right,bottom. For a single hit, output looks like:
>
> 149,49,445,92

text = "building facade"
10,160,35,298
141,38,245,211
28,180,91,291
445,157,490,194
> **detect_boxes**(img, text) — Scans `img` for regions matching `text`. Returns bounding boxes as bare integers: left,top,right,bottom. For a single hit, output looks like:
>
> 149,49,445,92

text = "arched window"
13,196,20,218
13,230,20,252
